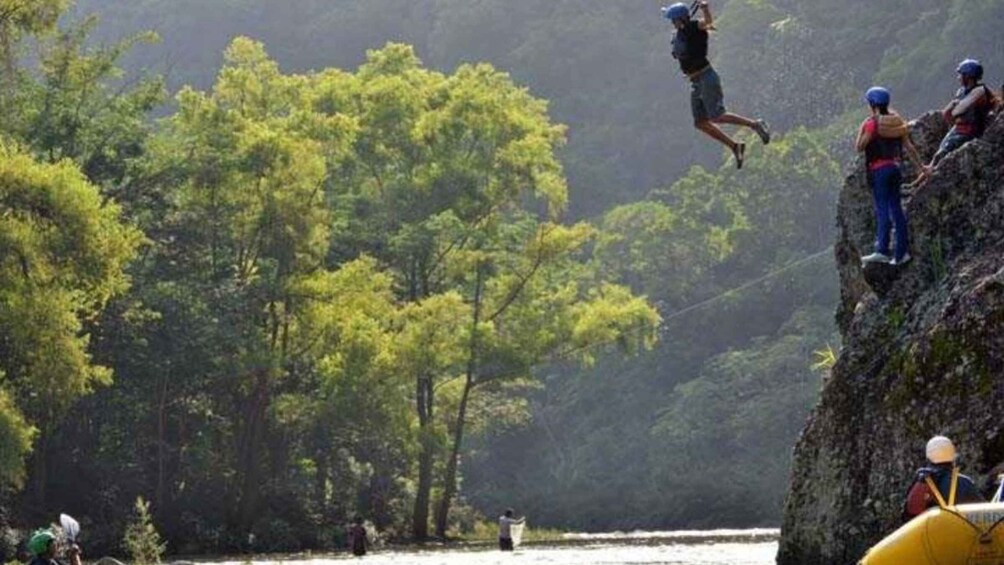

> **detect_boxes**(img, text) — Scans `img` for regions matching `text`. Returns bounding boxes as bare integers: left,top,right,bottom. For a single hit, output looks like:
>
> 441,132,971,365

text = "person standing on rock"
663,1,770,169
903,435,983,521
927,59,998,168
856,86,930,266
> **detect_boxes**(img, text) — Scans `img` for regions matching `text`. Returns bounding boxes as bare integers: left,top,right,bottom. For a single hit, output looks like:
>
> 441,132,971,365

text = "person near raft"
663,1,771,169
856,86,930,266
498,508,525,552
928,59,998,168
26,529,81,565
903,436,984,521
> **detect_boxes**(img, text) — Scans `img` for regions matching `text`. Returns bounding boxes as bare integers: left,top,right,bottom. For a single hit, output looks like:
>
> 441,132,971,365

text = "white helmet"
926,436,957,464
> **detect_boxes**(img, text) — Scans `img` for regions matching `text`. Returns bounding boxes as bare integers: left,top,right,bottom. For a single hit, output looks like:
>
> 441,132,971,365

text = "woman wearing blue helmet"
662,1,770,169
927,59,999,167
856,86,929,266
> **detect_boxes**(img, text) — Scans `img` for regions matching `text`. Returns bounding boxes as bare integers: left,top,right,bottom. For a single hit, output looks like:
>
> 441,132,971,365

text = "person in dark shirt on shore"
347,517,368,557
663,1,771,169
903,435,983,521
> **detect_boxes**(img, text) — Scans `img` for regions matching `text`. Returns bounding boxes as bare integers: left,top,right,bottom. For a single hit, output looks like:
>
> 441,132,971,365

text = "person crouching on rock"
928,59,999,168
903,435,983,521
26,529,81,565
856,86,930,267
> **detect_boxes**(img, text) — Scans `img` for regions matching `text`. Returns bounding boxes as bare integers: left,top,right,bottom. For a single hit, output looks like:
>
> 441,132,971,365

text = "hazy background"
4,0,1003,551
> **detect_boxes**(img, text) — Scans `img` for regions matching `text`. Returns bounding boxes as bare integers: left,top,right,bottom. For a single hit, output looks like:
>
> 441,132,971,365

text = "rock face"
777,111,1004,565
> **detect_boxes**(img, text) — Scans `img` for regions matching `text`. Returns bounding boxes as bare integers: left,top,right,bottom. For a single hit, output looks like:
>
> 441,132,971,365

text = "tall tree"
0,142,141,505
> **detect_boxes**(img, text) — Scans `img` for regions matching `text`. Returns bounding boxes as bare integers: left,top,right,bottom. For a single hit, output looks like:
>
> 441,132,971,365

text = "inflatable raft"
860,469,1004,565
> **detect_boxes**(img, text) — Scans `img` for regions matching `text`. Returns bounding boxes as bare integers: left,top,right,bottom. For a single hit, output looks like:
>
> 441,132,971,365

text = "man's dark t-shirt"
672,20,710,75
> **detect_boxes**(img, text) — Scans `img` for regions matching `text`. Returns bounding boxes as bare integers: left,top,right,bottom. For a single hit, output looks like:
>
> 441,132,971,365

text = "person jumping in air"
856,86,930,267
663,1,770,169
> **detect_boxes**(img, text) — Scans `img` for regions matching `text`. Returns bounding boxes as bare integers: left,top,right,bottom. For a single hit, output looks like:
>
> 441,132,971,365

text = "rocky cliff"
777,111,1004,565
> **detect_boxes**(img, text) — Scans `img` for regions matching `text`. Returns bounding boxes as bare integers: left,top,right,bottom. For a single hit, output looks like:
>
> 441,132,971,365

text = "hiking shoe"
753,120,771,145
892,253,913,267
861,252,892,264
733,142,746,170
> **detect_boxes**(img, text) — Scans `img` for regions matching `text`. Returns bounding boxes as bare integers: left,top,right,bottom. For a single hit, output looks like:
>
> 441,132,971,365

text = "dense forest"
0,0,1001,555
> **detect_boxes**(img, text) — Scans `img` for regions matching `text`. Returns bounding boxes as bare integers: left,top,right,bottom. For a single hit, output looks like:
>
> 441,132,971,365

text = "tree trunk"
434,373,474,538
233,370,270,533
412,373,434,540
156,377,168,510
434,262,484,538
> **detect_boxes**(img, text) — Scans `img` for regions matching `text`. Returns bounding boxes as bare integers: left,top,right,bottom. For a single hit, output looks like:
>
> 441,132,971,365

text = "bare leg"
695,119,737,150
713,112,757,128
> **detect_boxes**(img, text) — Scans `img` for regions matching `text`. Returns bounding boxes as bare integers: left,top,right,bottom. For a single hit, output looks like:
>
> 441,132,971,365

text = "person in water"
26,529,81,565
927,59,998,168
856,86,930,266
903,435,983,521
663,1,770,169
347,516,368,557
498,509,525,552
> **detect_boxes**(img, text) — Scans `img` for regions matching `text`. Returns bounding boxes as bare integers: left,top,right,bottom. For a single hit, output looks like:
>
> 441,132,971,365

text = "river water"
215,529,778,565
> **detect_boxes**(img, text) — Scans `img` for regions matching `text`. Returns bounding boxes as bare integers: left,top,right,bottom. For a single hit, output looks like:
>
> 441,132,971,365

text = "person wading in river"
347,517,368,557
903,435,983,521
498,509,526,552
663,1,770,169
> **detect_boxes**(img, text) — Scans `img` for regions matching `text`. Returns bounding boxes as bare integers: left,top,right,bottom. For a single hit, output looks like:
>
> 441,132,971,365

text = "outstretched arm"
698,1,715,31
903,137,930,177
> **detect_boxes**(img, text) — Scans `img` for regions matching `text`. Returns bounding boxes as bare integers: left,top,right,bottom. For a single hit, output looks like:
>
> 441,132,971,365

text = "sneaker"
861,252,892,264
891,253,913,266
753,120,771,145
733,142,746,170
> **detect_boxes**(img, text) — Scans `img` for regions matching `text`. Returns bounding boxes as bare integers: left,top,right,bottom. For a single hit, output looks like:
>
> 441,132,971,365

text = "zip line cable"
552,245,836,362
658,245,835,328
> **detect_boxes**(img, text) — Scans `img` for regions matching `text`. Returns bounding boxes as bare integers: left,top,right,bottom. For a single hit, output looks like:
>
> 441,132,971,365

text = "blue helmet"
865,86,891,107
957,59,983,80
662,3,690,21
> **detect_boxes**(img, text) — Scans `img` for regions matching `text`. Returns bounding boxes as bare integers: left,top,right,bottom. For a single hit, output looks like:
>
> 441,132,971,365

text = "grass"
457,521,568,544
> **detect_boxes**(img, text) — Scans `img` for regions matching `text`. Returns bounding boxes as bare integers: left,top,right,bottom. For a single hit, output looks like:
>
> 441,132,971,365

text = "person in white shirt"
498,509,526,551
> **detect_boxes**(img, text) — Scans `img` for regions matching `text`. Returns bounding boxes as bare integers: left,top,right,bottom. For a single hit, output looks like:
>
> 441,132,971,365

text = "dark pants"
870,164,909,260
932,126,976,165
499,537,514,551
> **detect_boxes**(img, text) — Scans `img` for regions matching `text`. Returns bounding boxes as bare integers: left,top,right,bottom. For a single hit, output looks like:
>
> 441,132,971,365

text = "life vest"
865,117,903,168
954,84,994,137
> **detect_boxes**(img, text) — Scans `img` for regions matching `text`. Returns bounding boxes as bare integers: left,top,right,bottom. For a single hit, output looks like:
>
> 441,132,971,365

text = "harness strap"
923,466,961,508
925,475,949,508
949,466,959,506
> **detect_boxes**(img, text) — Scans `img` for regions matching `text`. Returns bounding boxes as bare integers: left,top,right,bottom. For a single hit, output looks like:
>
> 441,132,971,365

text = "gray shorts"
690,67,726,122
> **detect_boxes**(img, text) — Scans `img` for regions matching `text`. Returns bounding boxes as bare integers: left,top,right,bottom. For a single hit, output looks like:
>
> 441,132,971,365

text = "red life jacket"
955,84,994,137
865,117,903,169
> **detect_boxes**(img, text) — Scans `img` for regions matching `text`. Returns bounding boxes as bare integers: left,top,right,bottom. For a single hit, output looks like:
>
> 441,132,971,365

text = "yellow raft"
860,469,1004,565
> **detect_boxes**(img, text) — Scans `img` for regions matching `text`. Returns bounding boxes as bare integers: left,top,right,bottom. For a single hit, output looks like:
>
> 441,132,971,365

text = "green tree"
123,496,166,565
0,141,141,499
